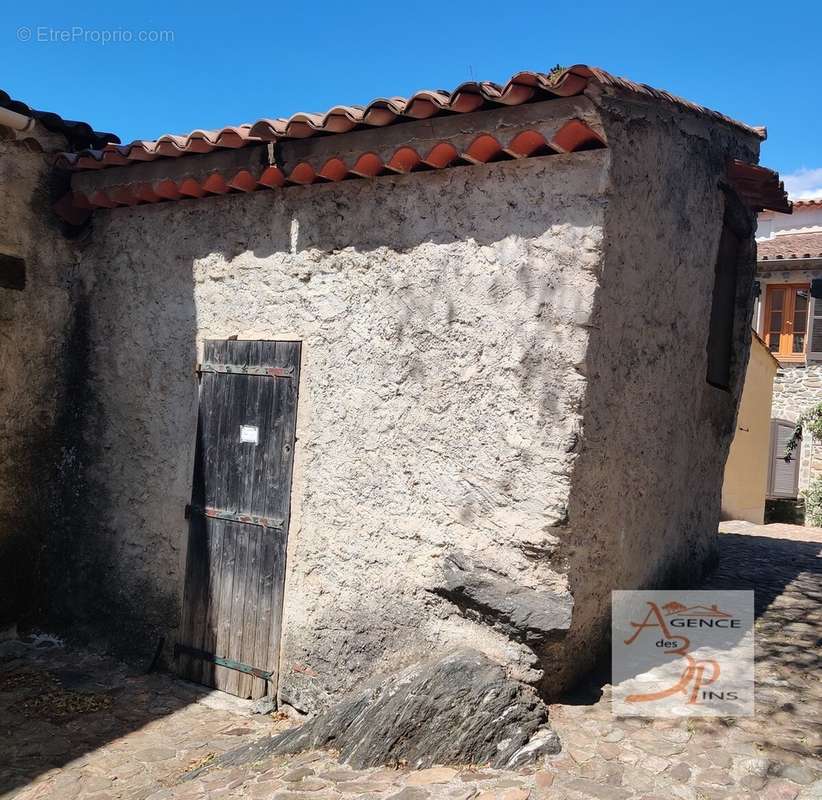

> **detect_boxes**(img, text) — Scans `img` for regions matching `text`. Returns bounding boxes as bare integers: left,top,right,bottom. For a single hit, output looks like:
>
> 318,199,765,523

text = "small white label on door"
240,425,259,445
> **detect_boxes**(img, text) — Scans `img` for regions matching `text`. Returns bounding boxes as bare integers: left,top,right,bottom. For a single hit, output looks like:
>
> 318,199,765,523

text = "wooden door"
176,340,300,698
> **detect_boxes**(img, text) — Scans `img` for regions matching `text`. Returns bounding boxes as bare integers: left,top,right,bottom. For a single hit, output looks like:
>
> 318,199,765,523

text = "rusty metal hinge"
185,504,284,530
197,362,293,378
174,643,273,681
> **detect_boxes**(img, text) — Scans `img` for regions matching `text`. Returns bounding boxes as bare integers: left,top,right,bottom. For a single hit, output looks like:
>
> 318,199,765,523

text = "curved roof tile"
0,89,118,149
54,65,765,172
758,232,822,261
58,122,608,221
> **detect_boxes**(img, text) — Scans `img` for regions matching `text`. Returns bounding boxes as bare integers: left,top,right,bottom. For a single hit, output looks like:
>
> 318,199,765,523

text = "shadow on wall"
0,221,200,794
544,132,757,698
0,288,99,629
70,153,607,707
3,154,602,791
40,278,198,656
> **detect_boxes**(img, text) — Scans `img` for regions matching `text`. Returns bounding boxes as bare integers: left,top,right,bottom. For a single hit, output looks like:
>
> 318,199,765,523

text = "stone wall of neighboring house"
771,363,822,492
756,267,822,498
0,127,78,627
58,93,759,705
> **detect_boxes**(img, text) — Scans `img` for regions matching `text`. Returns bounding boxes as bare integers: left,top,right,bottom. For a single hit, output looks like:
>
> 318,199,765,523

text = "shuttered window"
808,291,822,360
768,420,800,499
763,284,810,361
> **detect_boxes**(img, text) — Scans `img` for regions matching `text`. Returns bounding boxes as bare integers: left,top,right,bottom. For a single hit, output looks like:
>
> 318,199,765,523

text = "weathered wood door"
176,340,300,698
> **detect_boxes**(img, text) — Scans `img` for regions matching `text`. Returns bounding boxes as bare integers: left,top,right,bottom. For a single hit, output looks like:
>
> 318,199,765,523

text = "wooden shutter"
808,296,822,360
769,421,799,498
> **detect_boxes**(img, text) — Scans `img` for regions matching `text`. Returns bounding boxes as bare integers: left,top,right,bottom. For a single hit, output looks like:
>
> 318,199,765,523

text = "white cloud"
782,167,822,200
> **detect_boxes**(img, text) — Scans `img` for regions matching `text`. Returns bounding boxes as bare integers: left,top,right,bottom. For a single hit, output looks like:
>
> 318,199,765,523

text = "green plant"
784,402,822,462
546,64,567,83
802,475,822,527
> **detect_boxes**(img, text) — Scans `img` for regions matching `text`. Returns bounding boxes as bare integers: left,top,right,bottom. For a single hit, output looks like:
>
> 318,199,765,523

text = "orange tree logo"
612,591,753,717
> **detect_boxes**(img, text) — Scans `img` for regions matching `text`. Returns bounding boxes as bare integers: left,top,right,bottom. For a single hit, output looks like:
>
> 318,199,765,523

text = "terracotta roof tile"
793,198,822,208
54,65,764,172
0,89,118,150
758,232,822,261
63,122,607,217
727,160,791,214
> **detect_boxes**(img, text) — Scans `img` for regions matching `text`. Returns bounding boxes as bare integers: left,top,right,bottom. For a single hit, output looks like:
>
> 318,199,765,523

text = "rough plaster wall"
0,129,77,626
550,95,760,692
78,153,607,697
772,363,822,492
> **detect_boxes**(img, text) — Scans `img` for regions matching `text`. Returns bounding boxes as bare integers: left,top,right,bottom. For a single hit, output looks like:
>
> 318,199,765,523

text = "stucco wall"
550,94,759,690
17,92,761,705
73,151,607,700
722,334,777,522
0,128,78,626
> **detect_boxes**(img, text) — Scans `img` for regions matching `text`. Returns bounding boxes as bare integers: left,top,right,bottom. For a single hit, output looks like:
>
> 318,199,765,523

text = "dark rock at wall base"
198,649,560,774
432,551,573,648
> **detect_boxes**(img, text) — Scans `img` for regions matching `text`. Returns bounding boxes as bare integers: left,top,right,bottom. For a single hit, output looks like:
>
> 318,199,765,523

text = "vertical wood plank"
199,518,225,688
225,524,250,697
212,521,237,692
251,531,277,699
237,526,262,698
177,339,301,698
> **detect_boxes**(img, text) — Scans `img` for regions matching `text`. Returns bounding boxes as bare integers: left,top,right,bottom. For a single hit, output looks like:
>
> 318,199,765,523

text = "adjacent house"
721,330,778,523
755,200,822,514
0,66,789,710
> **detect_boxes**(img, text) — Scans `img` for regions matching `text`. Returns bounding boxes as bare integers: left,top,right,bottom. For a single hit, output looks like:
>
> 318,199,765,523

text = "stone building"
755,200,822,512
0,66,789,716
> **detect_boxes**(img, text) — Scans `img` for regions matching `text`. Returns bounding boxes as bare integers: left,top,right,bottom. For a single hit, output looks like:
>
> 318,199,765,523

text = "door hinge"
174,643,274,681
197,362,294,378
185,504,284,530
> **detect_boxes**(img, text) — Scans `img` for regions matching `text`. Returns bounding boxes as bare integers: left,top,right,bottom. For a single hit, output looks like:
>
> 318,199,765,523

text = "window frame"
767,418,800,499
763,283,810,362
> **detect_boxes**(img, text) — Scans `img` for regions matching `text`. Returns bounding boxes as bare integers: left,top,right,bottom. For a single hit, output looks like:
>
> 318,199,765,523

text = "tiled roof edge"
54,65,765,172
575,66,766,140
0,89,119,150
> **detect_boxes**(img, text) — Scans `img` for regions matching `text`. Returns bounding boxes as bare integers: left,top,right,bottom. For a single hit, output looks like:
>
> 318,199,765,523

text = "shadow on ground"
559,529,822,708
0,527,819,799
0,641,258,797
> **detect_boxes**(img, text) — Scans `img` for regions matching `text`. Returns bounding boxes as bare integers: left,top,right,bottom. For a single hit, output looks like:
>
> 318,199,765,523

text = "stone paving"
0,522,820,800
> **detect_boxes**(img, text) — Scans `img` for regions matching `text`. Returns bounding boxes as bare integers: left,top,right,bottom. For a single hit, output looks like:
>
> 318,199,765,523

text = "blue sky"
2,0,820,196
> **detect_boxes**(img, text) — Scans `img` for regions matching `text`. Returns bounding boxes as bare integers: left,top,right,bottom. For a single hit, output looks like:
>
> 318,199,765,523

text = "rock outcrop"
198,649,560,773
433,551,573,649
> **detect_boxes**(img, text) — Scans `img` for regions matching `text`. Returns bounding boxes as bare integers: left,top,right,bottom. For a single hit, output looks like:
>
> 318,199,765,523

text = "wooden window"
763,284,810,361
706,224,740,390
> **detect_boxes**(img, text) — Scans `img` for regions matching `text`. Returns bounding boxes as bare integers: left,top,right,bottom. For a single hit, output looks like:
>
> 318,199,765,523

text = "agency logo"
612,590,754,717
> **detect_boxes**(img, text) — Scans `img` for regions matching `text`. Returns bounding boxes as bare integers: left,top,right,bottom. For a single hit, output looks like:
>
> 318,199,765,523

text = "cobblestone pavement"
1,523,820,800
